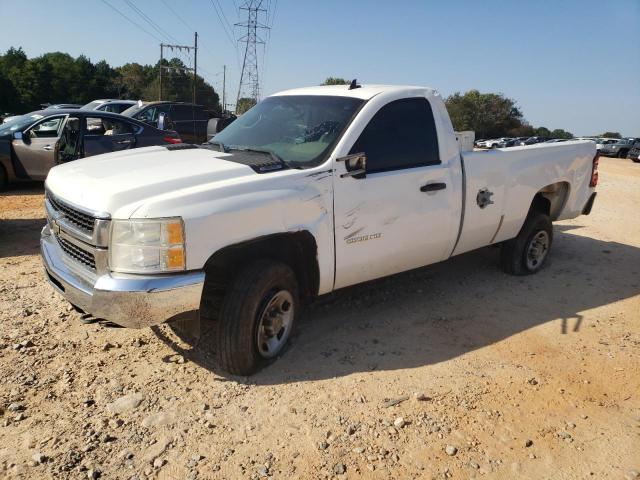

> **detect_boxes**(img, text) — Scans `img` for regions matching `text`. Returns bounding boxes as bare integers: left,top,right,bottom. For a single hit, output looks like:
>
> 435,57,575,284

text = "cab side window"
350,98,440,173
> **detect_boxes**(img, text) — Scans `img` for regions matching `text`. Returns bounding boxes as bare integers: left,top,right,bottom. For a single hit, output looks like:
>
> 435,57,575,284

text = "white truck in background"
41,84,598,375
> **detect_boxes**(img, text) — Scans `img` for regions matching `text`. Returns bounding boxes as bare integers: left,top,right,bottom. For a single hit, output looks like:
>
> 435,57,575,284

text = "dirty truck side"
41,84,598,375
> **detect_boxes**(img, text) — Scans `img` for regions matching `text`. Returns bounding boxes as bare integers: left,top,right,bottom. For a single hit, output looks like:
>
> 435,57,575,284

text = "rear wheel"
500,212,553,275
618,150,628,158
215,259,299,375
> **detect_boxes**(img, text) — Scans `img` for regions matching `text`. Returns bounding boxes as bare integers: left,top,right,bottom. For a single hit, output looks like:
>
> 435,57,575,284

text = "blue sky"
0,0,638,136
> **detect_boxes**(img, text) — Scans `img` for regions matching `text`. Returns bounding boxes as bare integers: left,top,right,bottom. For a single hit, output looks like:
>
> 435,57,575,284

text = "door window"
29,116,64,138
350,98,440,173
86,117,135,136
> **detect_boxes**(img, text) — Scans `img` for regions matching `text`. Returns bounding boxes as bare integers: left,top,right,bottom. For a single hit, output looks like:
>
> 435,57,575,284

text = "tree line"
322,78,619,139
0,47,221,114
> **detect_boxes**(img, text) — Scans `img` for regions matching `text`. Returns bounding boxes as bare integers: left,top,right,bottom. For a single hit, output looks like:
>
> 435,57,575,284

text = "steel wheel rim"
526,230,549,270
256,290,294,358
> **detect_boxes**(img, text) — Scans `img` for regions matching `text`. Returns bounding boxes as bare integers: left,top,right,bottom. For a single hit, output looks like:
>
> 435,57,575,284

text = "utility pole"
222,65,226,112
159,44,163,100
236,0,269,107
193,31,198,104
158,36,198,103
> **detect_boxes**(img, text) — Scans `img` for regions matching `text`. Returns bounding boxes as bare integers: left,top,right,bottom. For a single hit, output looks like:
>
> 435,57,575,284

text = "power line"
99,0,163,42
209,0,237,50
123,0,180,44
215,0,235,34
159,0,195,33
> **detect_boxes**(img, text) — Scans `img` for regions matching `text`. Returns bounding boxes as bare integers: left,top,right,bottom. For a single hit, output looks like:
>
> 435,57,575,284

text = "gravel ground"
0,157,639,480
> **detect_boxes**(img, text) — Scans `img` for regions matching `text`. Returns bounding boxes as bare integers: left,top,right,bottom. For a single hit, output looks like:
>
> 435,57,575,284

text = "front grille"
47,193,96,234
56,235,96,271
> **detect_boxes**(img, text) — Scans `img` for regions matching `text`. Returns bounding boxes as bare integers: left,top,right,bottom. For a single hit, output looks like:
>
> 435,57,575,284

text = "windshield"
211,95,364,167
81,100,104,110
0,113,44,134
122,103,148,117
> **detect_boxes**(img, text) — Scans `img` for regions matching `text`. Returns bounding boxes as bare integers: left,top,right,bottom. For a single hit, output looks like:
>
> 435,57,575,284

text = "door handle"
116,139,133,145
43,145,53,151
420,182,447,192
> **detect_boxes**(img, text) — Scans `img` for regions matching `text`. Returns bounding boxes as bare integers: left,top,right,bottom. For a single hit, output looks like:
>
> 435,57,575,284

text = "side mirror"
337,152,366,179
157,112,166,131
13,131,23,141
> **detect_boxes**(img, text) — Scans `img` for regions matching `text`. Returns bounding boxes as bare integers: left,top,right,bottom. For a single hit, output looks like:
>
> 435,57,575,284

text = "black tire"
500,212,553,275
618,150,628,158
215,259,299,375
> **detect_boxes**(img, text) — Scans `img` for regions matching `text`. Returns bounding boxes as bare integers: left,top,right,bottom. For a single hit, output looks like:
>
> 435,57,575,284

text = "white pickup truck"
41,84,598,375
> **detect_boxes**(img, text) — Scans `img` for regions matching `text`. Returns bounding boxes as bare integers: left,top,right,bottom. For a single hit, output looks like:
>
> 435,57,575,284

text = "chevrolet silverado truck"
41,84,599,375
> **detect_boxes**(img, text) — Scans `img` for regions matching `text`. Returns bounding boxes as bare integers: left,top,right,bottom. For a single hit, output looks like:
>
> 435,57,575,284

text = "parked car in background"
82,99,137,114
40,103,82,110
498,137,529,148
522,136,549,146
206,111,237,141
627,141,640,163
544,139,570,143
600,138,637,158
595,138,619,153
0,109,181,189
474,138,486,148
494,137,514,148
484,137,512,148
123,101,212,144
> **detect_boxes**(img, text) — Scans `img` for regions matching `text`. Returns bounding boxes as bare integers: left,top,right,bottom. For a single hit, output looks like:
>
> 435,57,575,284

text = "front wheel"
500,212,553,275
215,259,299,375
618,150,628,158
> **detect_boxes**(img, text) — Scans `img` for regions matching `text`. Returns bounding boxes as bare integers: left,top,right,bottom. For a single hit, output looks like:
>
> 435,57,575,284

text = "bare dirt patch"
0,159,639,479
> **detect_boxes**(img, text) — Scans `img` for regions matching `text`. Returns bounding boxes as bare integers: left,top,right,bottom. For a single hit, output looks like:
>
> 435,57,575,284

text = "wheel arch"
200,231,320,318
530,181,570,221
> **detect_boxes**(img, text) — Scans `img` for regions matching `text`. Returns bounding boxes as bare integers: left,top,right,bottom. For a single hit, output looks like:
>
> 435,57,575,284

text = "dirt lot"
0,157,638,480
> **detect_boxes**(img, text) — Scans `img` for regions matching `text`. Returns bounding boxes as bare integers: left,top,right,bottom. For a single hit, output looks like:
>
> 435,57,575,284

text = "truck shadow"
0,218,47,258
155,226,640,383
0,182,45,258
0,181,44,196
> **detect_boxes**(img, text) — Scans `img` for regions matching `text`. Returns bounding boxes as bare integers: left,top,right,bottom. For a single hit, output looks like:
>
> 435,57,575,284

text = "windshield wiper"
228,146,291,168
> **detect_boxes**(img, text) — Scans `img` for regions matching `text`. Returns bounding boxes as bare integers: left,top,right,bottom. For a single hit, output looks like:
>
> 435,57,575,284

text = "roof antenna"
348,79,361,90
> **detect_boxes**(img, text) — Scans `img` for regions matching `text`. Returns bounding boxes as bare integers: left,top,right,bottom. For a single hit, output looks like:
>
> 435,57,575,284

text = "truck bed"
452,141,596,256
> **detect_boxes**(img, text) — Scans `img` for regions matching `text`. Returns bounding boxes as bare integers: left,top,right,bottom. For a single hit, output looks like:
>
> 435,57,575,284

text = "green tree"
550,128,573,139
507,123,535,138
322,77,350,85
0,48,221,114
599,131,621,138
236,97,256,114
445,90,524,139
534,126,551,138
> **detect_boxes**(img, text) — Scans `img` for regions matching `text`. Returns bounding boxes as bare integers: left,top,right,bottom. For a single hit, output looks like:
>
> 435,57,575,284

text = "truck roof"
272,84,438,100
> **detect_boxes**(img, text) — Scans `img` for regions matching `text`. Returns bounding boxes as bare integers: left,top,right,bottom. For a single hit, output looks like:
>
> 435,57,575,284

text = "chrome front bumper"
41,225,205,328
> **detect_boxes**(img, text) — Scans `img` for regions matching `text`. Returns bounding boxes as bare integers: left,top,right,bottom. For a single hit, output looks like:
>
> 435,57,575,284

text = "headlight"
109,218,185,273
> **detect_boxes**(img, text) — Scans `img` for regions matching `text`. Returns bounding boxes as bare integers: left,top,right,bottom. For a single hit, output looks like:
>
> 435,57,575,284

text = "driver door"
333,97,458,289
12,115,66,180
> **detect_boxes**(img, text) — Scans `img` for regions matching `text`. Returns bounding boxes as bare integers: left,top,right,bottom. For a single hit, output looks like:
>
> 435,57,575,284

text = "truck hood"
45,146,255,218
